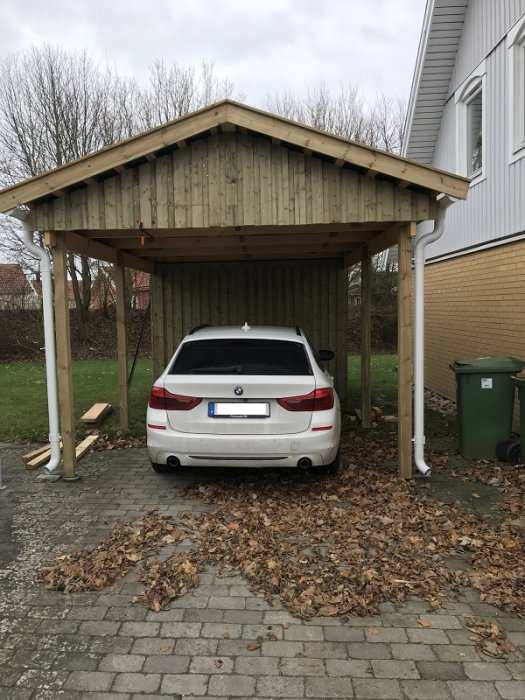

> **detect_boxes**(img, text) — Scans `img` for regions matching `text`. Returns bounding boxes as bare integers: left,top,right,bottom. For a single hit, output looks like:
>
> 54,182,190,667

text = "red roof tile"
0,264,33,293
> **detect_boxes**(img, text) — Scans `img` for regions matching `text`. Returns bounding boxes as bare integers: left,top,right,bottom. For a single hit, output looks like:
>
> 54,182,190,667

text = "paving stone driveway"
0,444,524,700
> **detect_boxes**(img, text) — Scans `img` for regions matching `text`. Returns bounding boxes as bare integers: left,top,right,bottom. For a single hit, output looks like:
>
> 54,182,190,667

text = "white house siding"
452,0,525,89
425,0,525,259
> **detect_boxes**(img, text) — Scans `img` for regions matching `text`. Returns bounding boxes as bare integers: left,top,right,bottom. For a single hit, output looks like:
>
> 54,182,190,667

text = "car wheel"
151,462,172,474
506,440,521,465
316,451,340,476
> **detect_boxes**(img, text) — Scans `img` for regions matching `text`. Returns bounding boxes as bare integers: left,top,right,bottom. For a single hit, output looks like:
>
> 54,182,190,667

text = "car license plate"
208,402,270,418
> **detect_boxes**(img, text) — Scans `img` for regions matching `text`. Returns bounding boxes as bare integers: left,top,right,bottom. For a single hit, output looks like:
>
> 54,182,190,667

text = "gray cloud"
0,0,425,107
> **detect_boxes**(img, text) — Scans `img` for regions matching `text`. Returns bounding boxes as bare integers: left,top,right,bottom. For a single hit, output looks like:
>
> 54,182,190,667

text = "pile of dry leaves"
41,427,524,646
179,463,525,620
94,434,146,450
464,614,516,657
40,511,184,592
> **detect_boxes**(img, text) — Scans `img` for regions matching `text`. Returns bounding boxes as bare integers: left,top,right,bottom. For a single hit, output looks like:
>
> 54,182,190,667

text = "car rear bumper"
147,422,340,468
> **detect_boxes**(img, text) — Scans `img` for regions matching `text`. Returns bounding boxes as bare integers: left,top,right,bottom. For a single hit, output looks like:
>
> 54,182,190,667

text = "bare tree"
0,46,243,342
136,59,244,130
267,82,406,154
0,44,140,340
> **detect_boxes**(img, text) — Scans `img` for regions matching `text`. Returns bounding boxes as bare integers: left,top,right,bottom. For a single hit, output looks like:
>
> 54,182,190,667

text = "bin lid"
450,356,525,374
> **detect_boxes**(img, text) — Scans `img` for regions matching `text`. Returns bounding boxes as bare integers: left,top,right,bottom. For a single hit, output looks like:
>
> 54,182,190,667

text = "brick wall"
425,239,525,419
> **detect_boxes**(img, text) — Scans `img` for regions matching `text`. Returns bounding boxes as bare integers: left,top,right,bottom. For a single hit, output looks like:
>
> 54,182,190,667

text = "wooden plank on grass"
80,403,112,425
75,434,99,460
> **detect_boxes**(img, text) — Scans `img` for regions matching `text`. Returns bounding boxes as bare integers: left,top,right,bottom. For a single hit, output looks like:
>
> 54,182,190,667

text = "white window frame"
507,15,525,162
455,60,486,185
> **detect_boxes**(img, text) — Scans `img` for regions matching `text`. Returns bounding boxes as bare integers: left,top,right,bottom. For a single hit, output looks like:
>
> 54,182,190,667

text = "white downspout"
7,208,61,474
413,195,456,476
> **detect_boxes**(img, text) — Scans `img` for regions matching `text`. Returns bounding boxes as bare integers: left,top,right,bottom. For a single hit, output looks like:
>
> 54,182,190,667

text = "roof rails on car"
295,326,302,336
188,324,209,335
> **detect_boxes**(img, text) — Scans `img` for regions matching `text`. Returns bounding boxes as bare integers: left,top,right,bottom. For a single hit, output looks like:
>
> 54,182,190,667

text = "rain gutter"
413,194,456,476
6,207,61,474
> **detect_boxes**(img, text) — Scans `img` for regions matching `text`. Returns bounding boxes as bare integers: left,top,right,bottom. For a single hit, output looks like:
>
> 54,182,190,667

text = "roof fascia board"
225,102,469,199
0,99,469,213
402,0,436,157
0,102,230,213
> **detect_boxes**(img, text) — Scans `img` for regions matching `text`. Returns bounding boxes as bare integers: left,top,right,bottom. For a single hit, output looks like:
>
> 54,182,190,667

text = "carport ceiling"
0,100,469,270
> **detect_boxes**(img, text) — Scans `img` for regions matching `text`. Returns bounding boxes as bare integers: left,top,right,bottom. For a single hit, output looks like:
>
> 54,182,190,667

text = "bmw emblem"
234,386,243,396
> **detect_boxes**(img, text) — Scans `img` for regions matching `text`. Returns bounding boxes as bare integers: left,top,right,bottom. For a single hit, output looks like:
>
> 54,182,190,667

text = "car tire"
316,450,340,476
151,462,172,474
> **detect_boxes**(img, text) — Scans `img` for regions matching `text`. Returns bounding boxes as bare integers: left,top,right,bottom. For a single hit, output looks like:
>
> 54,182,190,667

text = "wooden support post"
361,252,372,429
52,232,76,478
398,223,415,479
115,256,129,430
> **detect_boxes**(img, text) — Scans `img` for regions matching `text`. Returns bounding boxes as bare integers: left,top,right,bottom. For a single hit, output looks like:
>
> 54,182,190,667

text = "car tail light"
148,387,202,411
277,387,334,412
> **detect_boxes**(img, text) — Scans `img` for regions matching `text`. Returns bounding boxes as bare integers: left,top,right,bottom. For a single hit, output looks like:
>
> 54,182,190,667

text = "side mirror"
318,349,335,362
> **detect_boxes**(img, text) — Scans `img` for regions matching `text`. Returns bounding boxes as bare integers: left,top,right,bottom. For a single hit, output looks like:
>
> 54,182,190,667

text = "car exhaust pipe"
167,456,180,468
297,457,312,469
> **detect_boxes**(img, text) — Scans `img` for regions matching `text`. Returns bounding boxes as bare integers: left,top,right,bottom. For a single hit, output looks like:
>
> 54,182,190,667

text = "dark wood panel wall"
151,259,348,401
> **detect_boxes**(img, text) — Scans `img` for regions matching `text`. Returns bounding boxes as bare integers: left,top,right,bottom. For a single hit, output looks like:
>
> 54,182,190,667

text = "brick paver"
0,445,524,699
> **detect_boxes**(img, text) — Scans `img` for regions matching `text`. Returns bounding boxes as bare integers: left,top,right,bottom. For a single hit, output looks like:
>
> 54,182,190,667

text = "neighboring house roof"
132,271,150,291
0,263,33,293
0,100,469,212
33,279,79,302
402,0,469,162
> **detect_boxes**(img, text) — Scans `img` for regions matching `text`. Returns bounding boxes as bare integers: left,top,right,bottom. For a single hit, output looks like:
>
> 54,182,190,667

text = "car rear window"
170,339,312,376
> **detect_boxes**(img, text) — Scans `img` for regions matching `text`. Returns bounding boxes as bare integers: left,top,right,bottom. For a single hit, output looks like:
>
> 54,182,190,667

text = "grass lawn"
0,354,400,443
0,358,153,443
347,354,398,412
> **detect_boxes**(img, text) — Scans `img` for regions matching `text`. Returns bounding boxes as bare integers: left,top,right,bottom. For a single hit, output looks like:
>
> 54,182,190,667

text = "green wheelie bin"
449,357,524,459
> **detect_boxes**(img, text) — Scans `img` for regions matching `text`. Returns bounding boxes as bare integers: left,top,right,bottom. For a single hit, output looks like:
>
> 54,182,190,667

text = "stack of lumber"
80,403,112,427
22,435,99,470
354,407,398,424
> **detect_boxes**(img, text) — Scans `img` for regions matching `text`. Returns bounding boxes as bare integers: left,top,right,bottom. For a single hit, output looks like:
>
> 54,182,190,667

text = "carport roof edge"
0,100,469,213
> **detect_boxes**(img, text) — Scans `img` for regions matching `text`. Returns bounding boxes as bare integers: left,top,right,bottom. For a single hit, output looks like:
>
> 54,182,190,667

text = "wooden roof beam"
150,251,343,263
59,230,153,273
79,222,386,239
343,224,401,266
101,230,373,249
133,241,358,257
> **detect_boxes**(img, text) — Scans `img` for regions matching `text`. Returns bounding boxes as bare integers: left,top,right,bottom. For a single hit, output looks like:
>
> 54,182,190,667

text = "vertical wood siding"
151,260,348,401
427,3,525,259
32,132,433,231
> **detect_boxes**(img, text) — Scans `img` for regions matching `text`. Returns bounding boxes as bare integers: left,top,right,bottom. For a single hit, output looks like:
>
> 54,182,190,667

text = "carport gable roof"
0,99,469,213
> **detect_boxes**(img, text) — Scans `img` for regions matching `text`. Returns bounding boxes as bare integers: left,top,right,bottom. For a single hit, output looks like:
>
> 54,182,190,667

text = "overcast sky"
2,0,426,107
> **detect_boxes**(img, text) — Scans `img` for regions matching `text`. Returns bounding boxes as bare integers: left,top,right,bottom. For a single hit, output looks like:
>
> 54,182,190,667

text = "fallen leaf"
418,619,432,628
247,642,261,651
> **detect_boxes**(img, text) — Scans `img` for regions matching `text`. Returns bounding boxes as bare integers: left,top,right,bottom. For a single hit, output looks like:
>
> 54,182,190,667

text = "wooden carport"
0,100,469,479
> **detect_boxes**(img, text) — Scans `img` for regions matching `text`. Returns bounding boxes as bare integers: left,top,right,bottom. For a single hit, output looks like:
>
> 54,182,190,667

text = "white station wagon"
147,324,341,474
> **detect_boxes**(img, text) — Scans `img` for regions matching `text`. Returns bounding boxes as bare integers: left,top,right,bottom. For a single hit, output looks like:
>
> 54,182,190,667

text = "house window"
466,86,483,175
455,61,486,182
508,16,525,157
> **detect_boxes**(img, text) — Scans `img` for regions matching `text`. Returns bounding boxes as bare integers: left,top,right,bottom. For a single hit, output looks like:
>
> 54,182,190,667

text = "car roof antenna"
242,321,250,332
